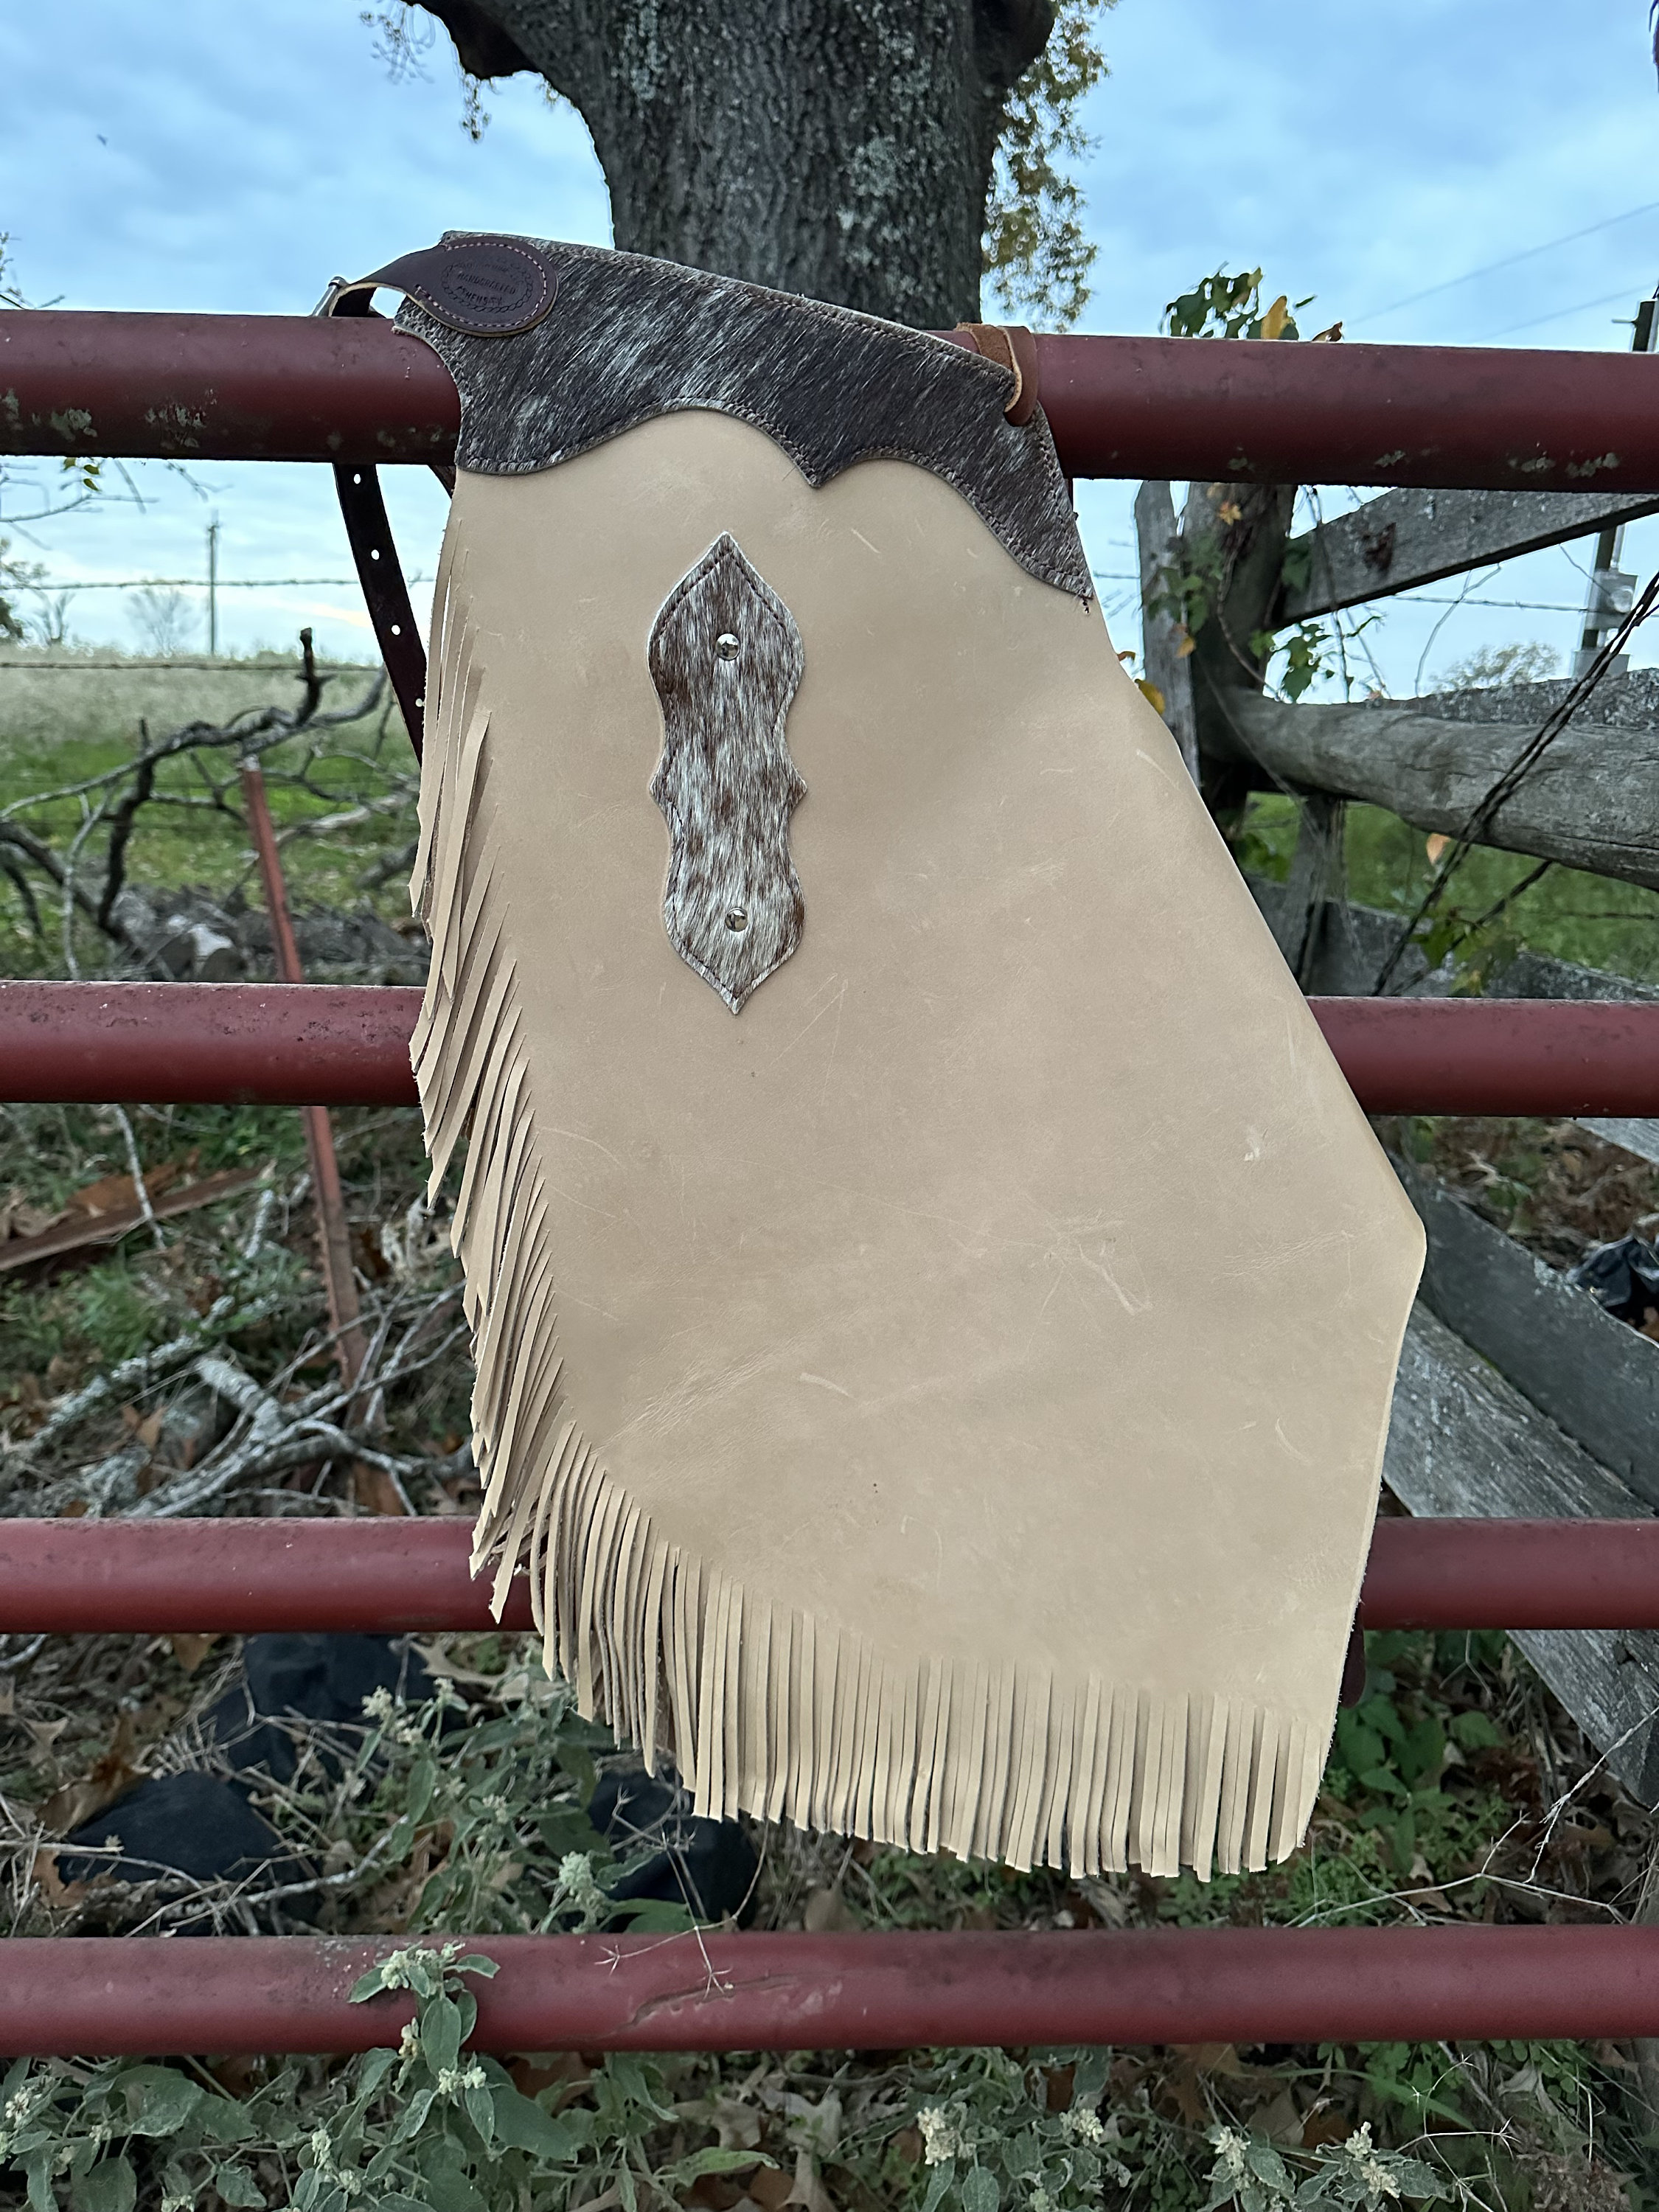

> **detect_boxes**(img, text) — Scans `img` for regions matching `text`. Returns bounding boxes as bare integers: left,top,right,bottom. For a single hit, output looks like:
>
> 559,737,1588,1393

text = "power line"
0,657,380,673
1400,592,1627,612
1357,197,1659,324
5,575,428,592
1477,287,1649,342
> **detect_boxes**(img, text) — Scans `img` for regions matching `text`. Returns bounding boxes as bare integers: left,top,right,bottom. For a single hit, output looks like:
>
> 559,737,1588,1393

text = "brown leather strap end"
325,235,559,337
333,461,428,764
319,235,557,761
953,321,1041,426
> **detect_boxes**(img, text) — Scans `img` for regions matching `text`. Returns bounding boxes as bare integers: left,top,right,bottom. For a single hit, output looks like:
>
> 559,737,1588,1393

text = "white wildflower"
917,2105,969,2166
361,1686,394,1722
436,2061,489,2098
557,1851,608,1919
1210,2124,1252,2185
1060,2104,1107,2145
398,2020,421,2059
1339,2124,1402,2202
376,1948,416,1991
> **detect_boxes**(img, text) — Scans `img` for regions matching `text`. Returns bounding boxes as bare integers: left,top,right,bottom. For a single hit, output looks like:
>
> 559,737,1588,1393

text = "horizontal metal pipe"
6,313,1659,492
1,1518,1655,1635
1308,995,1659,1116
7,1926,1659,2055
0,982,420,1107
0,313,459,467
4,983,1658,1117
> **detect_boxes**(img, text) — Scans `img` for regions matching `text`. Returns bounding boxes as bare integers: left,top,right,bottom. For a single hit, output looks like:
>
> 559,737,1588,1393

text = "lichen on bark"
370,0,1107,327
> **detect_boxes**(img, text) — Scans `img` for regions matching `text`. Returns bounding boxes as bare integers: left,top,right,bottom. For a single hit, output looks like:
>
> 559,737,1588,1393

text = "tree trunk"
414,0,1054,326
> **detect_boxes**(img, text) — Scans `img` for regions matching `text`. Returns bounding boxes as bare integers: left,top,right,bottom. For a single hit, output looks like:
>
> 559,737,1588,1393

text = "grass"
1237,793,1659,986
0,644,417,940
1,653,1658,2205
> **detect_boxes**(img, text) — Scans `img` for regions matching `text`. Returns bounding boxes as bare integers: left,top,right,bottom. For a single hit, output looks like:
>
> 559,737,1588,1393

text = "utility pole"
1573,289,1658,677
206,515,220,658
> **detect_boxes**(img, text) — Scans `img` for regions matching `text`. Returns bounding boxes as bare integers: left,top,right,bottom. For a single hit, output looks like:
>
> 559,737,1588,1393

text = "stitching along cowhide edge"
339,231,1425,1884
386,232,1091,599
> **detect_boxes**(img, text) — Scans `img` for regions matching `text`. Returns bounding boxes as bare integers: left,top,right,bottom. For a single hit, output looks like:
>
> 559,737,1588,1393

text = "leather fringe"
410,552,1321,1881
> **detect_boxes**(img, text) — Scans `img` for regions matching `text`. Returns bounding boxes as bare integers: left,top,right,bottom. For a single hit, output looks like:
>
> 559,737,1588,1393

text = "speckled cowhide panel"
647,534,807,1013
397,234,1090,602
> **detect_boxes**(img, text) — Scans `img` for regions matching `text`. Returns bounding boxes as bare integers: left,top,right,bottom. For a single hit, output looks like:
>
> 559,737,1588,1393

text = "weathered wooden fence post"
1132,480,1200,782
1178,478,1296,822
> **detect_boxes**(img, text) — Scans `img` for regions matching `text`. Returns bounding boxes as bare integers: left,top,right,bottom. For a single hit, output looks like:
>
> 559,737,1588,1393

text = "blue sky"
2,0,1657,693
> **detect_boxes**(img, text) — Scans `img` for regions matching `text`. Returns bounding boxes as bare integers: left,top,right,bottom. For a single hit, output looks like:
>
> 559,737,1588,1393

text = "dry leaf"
1254,2087,1307,2145
121,1406,166,1451
1259,293,1291,341
38,1712,146,1834
1,1166,262,1277
1311,321,1345,344
684,2179,751,2211
509,2053,592,2111
1135,678,1167,717
1161,2059,1211,2127
30,1848,90,1909
1171,2042,1249,2077
1426,832,1450,865
353,1461,411,1516
1175,631,1197,660
801,1885,858,1933
747,2169,797,2211
67,1159,185,1217
0,1189,57,1242
168,1632,219,1676
1216,498,1244,526
782,2151,838,2212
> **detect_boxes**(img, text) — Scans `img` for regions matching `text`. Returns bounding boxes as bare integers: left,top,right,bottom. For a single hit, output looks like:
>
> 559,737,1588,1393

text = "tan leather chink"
398,261,1424,1882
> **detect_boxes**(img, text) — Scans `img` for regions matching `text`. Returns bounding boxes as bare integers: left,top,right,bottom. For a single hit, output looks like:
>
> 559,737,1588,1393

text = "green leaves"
961,2162,1001,2211
212,2165,267,2209
1203,2121,1446,2212
76,2155,136,2212
488,2081,586,2158
113,2063,204,2139
983,0,1114,325
1164,268,1320,343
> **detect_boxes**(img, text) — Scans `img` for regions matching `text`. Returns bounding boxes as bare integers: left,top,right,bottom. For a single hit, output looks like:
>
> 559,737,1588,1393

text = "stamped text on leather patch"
394,237,558,335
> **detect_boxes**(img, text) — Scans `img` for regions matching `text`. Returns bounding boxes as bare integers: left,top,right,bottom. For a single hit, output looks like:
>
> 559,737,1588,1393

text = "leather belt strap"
952,322,1041,426
319,238,561,760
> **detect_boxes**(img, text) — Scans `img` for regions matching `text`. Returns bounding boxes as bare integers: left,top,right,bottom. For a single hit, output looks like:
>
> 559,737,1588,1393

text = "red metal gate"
2,311,1658,2053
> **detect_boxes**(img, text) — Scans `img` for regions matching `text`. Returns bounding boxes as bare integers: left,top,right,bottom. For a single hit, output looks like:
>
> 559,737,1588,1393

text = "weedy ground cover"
0,653,1655,2208
1236,793,1659,990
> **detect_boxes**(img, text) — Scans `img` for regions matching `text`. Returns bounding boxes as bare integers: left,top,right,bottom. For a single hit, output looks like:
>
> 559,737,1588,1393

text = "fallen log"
1220,692,1659,890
